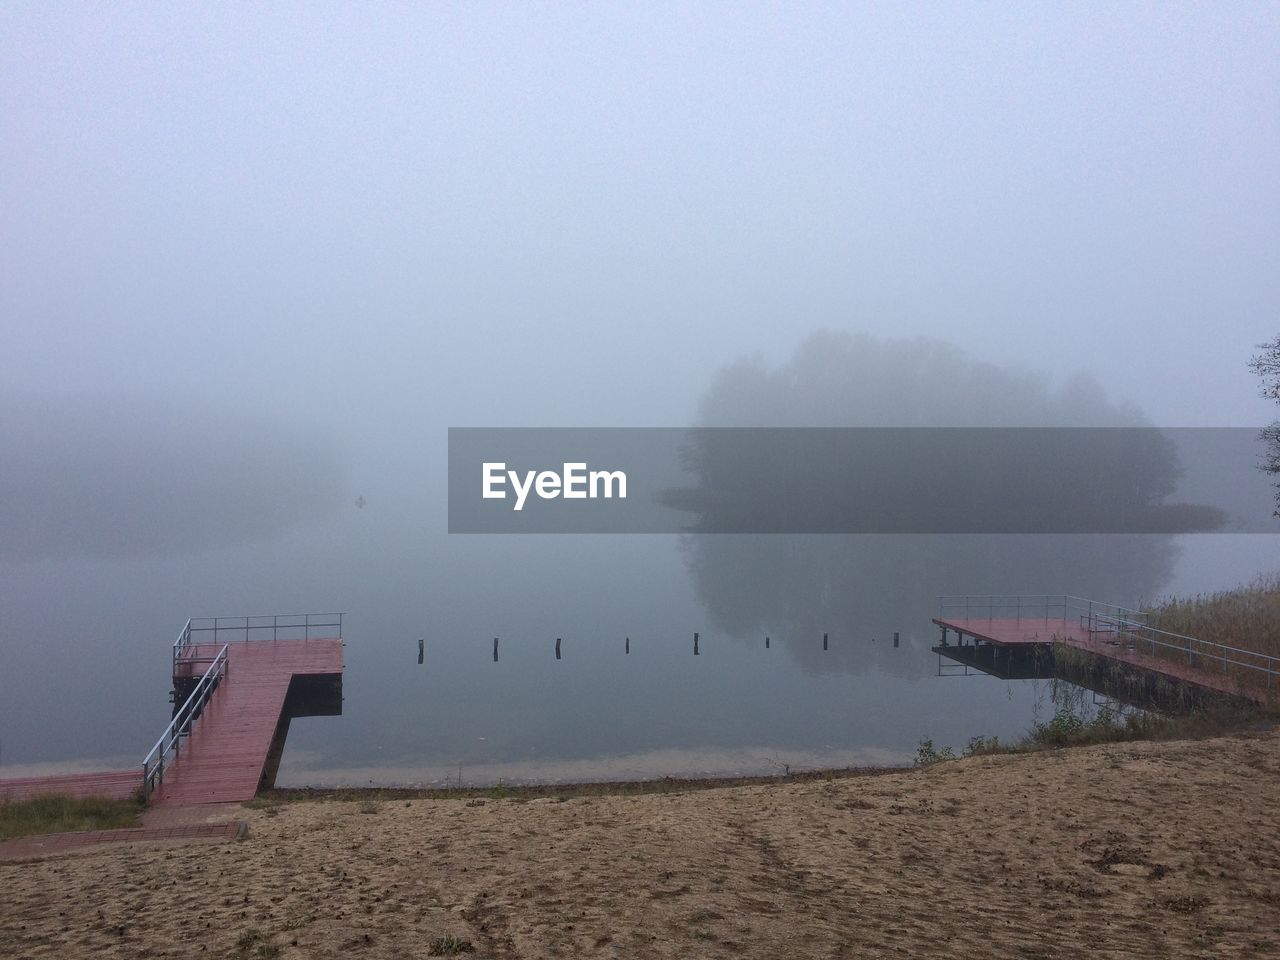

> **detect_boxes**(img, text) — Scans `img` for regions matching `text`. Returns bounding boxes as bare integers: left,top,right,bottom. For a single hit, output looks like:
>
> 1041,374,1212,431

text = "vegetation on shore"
917,696,1271,766
0,794,142,839
1147,574,1280,659
914,578,1280,769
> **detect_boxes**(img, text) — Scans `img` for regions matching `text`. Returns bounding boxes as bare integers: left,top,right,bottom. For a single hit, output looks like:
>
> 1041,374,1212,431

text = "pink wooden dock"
933,616,1273,703
150,638,343,805
0,769,142,803
933,617,1092,647
1,626,343,807
0,820,244,863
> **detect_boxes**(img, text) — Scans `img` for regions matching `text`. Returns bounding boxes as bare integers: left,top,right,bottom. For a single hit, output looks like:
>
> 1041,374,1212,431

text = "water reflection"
446,625,910,669
678,333,1184,676
683,534,1177,677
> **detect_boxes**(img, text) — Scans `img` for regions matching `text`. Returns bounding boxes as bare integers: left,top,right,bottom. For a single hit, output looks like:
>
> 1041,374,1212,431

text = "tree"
672,332,1183,678
1250,335,1280,517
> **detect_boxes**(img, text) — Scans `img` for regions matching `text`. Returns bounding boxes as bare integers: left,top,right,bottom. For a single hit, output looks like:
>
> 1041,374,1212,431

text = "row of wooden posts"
416,632,901,664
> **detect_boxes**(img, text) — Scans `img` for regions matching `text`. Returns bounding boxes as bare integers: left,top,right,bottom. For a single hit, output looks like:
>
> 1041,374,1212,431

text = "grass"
1108,575,1280,698
1147,574,1280,660
234,928,281,959
0,794,143,839
428,935,476,956
920,700,1271,765
919,653,1273,765
1027,705,1144,748
1031,701,1268,747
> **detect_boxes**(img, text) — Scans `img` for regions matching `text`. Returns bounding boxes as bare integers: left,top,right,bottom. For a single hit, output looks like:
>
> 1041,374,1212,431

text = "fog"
682,333,1175,676
2,5,1278,778
0,394,346,560
4,5,1277,432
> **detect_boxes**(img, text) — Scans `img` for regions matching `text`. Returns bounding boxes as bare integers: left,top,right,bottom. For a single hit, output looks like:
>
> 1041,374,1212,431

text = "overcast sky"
3,2,1278,441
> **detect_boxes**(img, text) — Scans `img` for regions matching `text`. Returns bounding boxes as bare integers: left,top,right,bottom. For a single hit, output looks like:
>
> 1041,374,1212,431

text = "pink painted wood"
150,639,342,805
933,616,1272,703
0,770,142,803
0,638,342,807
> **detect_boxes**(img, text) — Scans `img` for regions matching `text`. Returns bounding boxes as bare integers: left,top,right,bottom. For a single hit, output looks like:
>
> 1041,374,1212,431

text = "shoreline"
254,764,907,805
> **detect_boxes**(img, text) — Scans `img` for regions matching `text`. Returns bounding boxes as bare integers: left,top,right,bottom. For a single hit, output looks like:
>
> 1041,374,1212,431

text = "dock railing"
1082,612,1280,694
174,613,344,669
143,643,229,802
938,595,1146,625
937,595,1279,695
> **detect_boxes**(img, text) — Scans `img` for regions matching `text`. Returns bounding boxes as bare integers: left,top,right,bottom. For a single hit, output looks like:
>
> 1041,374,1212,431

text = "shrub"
914,738,955,766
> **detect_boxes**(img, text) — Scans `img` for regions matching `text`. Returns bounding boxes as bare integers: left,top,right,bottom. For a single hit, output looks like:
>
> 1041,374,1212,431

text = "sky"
3,2,1278,442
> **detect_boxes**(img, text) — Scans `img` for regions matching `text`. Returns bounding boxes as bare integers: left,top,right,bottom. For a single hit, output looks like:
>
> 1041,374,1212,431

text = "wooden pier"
933,598,1277,705
151,637,343,805
0,615,344,807
0,769,143,804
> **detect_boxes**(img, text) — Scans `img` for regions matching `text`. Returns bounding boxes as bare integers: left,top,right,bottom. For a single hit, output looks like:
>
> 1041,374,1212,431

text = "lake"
0,495,1273,786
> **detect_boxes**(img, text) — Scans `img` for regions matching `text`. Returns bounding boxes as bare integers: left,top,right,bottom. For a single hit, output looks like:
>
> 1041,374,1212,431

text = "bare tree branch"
1252,336,1280,515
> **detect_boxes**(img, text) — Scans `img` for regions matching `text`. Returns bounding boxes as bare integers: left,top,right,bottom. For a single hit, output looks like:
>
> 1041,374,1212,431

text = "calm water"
0,495,1274,785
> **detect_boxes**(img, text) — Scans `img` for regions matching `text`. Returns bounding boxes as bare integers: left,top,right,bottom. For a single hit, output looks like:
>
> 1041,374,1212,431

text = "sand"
3,730,1279,959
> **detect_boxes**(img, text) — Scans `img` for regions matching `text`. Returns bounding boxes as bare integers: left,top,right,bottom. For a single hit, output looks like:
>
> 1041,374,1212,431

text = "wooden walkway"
0,769,142,803
933,617,1093,647
150,639,342,805
933,616,1272,703
0,636,343,807
0,820,244,863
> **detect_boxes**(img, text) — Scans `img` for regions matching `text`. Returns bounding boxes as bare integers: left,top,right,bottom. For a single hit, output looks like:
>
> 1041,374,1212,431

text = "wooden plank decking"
149,639,342,806
931,617,1091,646
0,769,142,803
933,616,1272,703
0,820,245,863
0,637,343,807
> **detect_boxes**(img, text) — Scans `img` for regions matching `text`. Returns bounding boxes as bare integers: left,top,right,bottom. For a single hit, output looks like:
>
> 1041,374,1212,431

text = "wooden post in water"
693,632,699,656
893,631,900,648
418,638,424,665
765,635,770,649
625,636,630,655
493,637,499,662
823,632,828,651
555,637,561,660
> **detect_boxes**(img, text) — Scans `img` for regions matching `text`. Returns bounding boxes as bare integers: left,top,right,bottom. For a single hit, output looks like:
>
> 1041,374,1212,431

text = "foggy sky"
3,3,1278,442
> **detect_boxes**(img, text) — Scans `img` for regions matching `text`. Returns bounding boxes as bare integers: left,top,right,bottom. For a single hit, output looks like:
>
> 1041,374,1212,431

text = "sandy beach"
3,729,1279,959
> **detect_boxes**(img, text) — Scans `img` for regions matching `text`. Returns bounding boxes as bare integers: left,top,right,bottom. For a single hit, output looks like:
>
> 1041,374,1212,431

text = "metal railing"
938,595,1146,625
174,613,344,667
173,618,193,660
1082,612,1280,693
142,643,229,802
